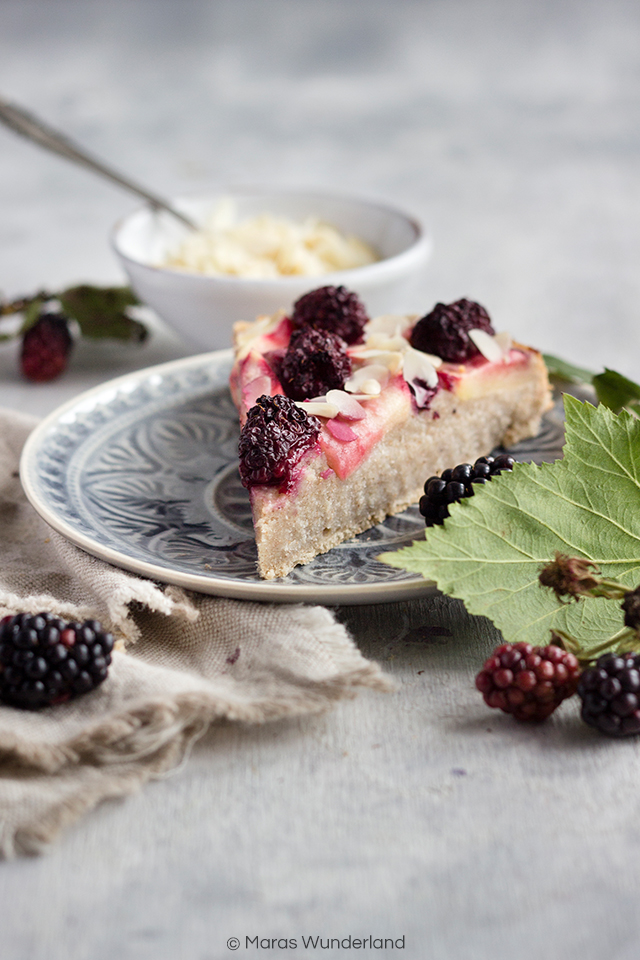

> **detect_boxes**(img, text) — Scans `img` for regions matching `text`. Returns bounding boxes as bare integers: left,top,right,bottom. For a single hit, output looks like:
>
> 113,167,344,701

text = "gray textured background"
2,2,640,958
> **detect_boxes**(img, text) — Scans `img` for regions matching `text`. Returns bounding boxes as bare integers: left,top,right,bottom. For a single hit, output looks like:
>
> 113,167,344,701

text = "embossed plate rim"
19,350,441,605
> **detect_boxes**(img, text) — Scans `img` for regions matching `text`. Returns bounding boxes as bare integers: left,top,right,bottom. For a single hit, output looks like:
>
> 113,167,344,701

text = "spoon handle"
0,96,196,230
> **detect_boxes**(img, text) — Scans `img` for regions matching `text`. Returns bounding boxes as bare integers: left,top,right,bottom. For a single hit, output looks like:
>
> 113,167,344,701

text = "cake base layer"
251,355,551,579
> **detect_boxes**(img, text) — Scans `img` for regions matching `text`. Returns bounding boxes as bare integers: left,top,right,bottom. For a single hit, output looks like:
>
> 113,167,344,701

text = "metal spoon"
0,95,197,230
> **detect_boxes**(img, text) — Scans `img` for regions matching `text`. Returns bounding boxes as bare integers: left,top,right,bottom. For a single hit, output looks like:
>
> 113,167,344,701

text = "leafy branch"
0,284,147,343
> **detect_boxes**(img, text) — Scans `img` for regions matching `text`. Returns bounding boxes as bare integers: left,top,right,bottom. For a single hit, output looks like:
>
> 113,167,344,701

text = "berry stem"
552,626,639,664
0,291,51,318
590,579,634,599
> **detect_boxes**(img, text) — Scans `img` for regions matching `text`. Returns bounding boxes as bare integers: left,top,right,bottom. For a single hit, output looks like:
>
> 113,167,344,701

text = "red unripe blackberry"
410,298,495,362
419,455,514,526
279,326,352,401
578,652,640,737
475,642,581,721
20,311,73,383
238,394,321,490
0,612,114,710
290,285,368,345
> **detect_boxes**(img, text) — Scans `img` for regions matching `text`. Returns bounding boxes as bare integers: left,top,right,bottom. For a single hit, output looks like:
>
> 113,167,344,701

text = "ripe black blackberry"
279,326,352,401
238,394,321,490
578,652,640,737
0,612,114,710
419,455,514,526
621,587,640,632
475,641,581,721
410,298,495,363
290,285,368,345
20,311,73,383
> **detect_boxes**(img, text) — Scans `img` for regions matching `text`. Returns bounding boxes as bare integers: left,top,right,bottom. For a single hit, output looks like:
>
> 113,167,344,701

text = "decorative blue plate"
19,350,565,605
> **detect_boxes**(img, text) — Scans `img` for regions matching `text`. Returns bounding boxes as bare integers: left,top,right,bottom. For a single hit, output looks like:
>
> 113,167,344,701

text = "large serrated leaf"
381,396,640,656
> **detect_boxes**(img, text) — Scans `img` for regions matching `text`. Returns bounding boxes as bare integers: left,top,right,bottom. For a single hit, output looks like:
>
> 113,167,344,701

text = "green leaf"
543,353,595,384
58,285,147,343
380,396,640,659
592,368,640,414
19,297,46,333
544,353,640,415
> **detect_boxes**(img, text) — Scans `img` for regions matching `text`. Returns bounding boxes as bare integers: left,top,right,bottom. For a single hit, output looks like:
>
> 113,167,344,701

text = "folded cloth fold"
0,407,390,857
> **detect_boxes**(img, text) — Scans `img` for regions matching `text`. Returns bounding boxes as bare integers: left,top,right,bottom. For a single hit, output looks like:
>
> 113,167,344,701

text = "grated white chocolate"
163,199,379,278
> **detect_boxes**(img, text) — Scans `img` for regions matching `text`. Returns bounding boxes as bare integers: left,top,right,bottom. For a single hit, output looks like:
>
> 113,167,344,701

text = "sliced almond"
355,334,408,353
418,351,442,368
235,310,286,358
325,390,366,420
358,379,382,396
364,314,414,338
469,328,504,363
350,348,405,375
341,392,379,402
344,363,390,394
494,330,513,354
402,346,439,389
295,400,339,418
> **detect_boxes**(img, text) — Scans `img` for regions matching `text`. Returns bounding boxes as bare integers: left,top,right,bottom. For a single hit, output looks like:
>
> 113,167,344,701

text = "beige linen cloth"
0,407,390,857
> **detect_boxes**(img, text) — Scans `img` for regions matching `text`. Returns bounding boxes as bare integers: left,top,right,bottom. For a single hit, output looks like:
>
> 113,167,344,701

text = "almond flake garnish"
344,363,390,395
325,390,366,420
349,348,405,375
411,350,442,368
235,310,286,359
359,379,382,396
469,328,504,363
353,334,408,353
494,331,512,354
364,314,415,338
402,346,439,389
295,400,339,418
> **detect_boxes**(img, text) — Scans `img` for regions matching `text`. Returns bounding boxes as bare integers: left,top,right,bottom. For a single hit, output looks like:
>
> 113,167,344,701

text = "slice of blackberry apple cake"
230,286,552,579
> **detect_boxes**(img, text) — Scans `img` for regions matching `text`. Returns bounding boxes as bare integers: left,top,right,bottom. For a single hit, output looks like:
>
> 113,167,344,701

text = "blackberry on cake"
230,289,552,579
290,284,368,344
410,298,494,363
239,394,321,490
279,327,352,401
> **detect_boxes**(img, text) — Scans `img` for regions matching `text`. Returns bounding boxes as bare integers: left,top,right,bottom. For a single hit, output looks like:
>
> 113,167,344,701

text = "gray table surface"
2,2,640,958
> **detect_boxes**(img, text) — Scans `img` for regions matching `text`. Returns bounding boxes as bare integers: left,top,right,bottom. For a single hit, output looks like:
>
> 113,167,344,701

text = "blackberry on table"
578,652,640,737
20,311,73,383
291,285,368,345
410,298,495,363
0,613,114,710
419,455,514,526
279,326,352,401
621,587,640,632
475,642,581,721
238,394,321,490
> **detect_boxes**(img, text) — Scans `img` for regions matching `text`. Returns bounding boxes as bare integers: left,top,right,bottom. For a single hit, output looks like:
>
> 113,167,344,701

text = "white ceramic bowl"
112,187,432,352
